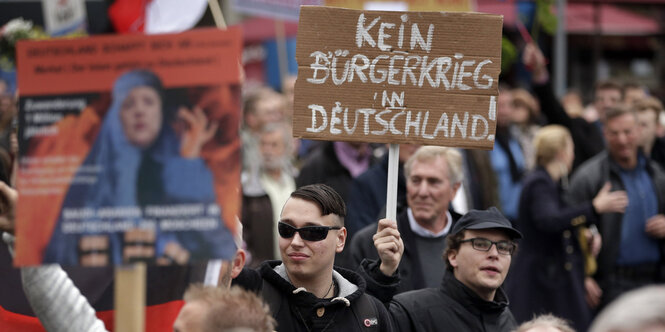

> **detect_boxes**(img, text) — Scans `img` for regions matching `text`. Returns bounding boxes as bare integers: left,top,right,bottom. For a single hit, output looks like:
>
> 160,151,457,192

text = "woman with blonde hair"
506,125,628,332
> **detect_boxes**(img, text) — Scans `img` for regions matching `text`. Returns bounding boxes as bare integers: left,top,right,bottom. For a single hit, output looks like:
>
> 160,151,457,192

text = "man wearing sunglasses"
234,183,400,331
387,207,522,332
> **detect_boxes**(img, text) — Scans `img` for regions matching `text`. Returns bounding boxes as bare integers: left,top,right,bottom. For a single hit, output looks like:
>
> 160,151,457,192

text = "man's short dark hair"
443,231,465,272
603,104,636,124
290,184,346,226
595,80,624,96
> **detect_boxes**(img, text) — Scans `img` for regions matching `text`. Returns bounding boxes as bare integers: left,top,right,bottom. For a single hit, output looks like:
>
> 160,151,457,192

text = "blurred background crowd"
1,0,665,331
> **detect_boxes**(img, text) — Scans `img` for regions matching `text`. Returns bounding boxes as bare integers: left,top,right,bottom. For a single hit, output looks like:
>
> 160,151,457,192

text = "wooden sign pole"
113,3,230,329
208,0,227,29
114,263,147,332
275,20,289,88
386,144,399,222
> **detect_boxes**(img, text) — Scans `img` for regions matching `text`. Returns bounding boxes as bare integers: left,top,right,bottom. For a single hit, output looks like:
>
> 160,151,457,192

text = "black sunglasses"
460,238,516,255
277,222,341,242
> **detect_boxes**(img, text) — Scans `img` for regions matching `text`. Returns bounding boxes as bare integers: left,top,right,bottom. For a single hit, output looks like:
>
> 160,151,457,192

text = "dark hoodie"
389,272,517,332
235,260,395,332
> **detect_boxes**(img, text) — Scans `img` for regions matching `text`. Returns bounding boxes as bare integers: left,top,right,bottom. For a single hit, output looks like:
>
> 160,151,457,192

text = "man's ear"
231,249,246,278
451,182,461,199
447,249,459,269
336,227,347,253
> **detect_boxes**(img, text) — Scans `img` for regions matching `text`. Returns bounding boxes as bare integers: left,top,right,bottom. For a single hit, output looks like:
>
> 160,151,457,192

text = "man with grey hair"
243,121,297,266
589,285,665,332
348,146,464,293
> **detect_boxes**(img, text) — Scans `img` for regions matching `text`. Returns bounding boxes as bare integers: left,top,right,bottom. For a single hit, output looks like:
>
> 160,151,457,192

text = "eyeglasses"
277,222,341,242
460,238,516,255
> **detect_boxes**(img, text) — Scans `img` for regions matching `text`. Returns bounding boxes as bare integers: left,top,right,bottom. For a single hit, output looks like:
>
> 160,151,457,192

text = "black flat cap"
451,207,522,239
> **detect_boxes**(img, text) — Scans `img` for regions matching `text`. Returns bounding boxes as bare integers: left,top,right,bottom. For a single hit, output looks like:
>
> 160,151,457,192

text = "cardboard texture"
114,263,146,332
294,6,502,149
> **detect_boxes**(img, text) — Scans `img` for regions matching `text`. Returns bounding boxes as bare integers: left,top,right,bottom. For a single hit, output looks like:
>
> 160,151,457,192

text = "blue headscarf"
44,70,236,265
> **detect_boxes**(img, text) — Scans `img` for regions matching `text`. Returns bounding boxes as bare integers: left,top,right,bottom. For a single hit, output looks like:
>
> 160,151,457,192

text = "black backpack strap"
350,294,380,330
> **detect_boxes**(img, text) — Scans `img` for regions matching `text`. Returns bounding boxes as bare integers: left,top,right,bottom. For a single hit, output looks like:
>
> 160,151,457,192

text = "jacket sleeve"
567,164,603,209
357,259,400,305
21,266,109,332
3,233,109,332
231,267,264,294
371,295,397,332
387,299,417,332
345,177,379,236
524,176,596,233
532,81,573,127
346,224,378,270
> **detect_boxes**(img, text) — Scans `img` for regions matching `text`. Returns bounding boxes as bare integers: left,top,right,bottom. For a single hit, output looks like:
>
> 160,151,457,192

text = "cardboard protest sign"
14,28,242,266
293,6,502,150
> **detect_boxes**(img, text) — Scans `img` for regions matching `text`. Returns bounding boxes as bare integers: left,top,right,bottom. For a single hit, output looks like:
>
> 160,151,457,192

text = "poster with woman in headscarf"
14,28,242,266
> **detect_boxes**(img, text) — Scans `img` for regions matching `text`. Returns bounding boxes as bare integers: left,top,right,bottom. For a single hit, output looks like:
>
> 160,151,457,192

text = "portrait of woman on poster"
43,70,236,265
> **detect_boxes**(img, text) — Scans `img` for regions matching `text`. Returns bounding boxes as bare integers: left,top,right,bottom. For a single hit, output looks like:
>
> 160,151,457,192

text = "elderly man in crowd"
242,121,297,266
348,146,463,293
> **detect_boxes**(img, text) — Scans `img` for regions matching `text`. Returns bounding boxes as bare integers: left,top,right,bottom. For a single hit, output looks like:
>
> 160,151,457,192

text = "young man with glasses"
387,207,522,331
234,183,400,331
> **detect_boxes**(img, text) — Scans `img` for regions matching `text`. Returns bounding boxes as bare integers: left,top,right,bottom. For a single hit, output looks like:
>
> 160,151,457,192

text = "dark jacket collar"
259,260,366,308
440,271,510,314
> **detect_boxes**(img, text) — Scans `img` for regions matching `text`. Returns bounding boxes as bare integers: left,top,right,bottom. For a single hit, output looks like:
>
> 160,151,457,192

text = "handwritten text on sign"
293,6,502,149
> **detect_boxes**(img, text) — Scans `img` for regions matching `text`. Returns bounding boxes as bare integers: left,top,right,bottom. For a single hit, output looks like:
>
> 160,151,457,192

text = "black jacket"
241,192,275,268
650,136,665,171
568,152,665,303
532,81,605,170
506,167,595,331
347,209,461,293
235,260,395,332
345,154,407,237
389,272,517,332
297,142,353,202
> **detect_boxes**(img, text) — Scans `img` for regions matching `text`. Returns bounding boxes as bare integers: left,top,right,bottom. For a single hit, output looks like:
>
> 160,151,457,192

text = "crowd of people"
235,41,665,331
1,39,665,331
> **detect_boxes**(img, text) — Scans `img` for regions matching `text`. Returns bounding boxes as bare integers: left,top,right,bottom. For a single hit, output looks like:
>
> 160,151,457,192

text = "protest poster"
293,6,503,150
42,0,88,36
14,28,242,266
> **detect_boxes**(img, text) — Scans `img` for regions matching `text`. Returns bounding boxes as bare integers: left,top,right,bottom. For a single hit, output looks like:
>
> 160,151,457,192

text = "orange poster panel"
14,28,242,266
